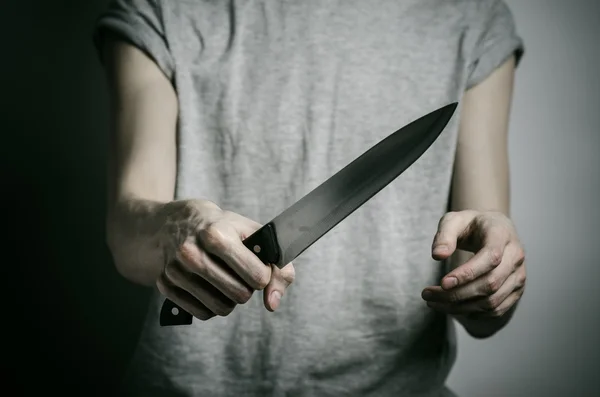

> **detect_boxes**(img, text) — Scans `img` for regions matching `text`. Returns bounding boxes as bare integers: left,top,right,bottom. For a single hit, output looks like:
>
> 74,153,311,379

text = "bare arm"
99,35,297,317
451,57,514,216
102,35,179,286
449,55,517,336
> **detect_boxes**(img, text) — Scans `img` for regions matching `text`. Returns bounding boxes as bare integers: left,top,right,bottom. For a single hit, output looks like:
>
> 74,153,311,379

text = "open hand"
422,210,526,319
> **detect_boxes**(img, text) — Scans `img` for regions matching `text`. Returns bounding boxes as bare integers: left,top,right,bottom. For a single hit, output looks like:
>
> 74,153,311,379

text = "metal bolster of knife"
242,222,281,266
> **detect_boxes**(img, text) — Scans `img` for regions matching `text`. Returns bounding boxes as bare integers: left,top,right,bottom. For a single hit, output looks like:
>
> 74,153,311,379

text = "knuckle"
175,241,202,269
190,250,210,273
182,199,200,210
462,266,476,282
514,246,526,266
200,223,227,250
196,311,216,321
448,291,461,303
185,198,218,213
252,271,270,290
180,201,198,218
186,304,216,321
437,212,453,230
282,265,296,285
488,248,503,266
233,287,253,304
163,263,179,283
484,276,501,295
177,240,194,254
483,295,499,310
517,271,527,288
443,211,458,222
489,308,504,318
214,302,236,317
156,276,170,296
438,212,456,230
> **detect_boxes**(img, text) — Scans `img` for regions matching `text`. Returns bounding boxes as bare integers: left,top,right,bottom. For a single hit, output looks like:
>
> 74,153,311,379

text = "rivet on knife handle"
241,222,281,265
159,299,192,326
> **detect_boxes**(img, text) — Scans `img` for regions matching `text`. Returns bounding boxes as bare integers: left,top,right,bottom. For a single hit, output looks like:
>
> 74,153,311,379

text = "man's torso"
108,1,495,395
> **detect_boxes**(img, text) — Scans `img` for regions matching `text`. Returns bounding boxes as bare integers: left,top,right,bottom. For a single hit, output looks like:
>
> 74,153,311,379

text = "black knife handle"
160,299,193,326
241,222,281,265
158,222,281,326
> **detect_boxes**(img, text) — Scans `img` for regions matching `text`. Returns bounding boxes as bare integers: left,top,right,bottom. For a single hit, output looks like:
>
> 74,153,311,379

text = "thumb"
263,262,295,312
432,211,474,260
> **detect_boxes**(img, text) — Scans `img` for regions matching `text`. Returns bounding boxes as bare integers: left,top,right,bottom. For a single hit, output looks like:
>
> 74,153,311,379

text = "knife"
160,102,458,326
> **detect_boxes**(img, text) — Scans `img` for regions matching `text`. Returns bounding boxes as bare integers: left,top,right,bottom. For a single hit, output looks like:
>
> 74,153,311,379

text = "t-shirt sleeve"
466,0,524,89
92,0,174,80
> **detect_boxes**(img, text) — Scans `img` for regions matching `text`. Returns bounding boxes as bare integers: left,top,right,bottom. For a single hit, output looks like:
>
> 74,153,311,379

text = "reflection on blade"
270,103,458,267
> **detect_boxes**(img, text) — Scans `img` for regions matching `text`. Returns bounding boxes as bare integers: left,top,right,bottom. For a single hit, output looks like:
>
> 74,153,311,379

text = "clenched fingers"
425,271,517,314
176,240,253,304
424,267,526,317
472,288,524,318
440,233,514,290
164,260,237,317
422,244,520,303
197,221,272,290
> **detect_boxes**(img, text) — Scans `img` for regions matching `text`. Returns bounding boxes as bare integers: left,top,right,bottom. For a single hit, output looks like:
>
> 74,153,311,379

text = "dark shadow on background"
2,1,149,395
3,1,599,397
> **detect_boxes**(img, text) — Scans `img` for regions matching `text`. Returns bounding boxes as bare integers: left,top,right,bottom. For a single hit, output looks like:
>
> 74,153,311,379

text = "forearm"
106,197,169,286
102,36,179,286
104,79,176,286
449,56,517,338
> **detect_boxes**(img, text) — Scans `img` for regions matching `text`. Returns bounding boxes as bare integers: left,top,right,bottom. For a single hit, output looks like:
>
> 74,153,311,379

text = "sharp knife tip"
442,102,459,117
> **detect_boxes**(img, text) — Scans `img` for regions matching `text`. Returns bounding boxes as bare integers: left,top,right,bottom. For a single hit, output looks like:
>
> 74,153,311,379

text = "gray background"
1,0,597,395
447,1,600,396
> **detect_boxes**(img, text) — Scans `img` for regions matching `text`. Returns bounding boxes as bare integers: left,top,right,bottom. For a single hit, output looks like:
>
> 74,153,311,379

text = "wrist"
106,195,170,286
455,304,517,339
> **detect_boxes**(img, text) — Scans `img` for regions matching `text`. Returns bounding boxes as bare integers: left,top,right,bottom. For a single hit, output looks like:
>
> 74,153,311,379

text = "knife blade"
160,102,458,326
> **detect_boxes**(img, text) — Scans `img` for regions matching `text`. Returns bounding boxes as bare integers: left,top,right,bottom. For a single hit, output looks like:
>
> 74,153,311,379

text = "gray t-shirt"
94,1,523,396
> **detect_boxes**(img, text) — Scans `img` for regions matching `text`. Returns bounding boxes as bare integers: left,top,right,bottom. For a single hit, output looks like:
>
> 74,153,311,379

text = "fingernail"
270,291,282,310
443,277,458,289
422,290,433,300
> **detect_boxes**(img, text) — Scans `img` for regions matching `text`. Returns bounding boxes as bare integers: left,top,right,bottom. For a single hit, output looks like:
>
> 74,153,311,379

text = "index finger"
442,241,506,290
198,222,272,291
